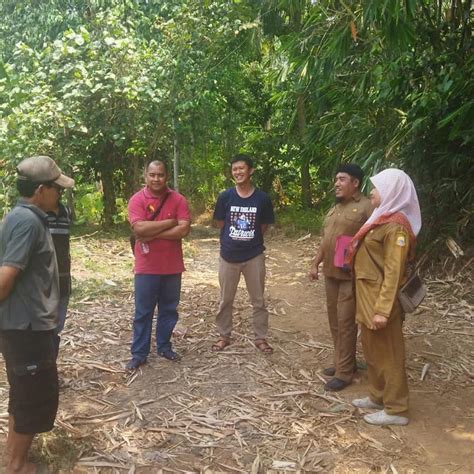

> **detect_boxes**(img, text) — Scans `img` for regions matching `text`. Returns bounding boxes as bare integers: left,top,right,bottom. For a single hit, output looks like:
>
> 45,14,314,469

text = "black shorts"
0,329,58,434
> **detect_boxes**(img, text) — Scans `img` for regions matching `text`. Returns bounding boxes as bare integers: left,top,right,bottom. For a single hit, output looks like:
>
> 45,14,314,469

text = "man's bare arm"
155,220,191,240
214,220,224,229
0,266,20,301
133,219,178,239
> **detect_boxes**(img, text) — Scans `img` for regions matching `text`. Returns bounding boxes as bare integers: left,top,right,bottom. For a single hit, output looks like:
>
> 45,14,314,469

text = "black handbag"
129,192,170,254
398,272,427,313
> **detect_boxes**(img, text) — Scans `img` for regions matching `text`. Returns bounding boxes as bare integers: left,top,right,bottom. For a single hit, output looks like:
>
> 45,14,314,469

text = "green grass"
31,428,91,470
275,207,326,237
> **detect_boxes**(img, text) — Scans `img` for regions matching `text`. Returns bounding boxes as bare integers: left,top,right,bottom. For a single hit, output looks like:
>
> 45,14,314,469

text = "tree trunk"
260,156,274,195
173,115,179,192
124,155,142,198
222,104,236,172
65,190,76,222
260,118,274,194
296,93,312,208
101,144,117,227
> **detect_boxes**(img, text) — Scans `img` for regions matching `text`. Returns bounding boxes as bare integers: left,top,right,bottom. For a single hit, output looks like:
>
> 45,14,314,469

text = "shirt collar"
143,186,169,199
17,199,49,223
335,190,363,207
351,191,363,202
46,202,68,218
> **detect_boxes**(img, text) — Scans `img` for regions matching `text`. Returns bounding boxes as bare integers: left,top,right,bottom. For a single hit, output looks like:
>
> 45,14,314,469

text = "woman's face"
370,187,382,207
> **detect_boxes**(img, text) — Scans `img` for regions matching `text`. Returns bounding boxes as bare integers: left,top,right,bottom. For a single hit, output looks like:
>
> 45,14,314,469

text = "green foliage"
0,0,273,223
0,0,471,247
264,0,474,243
73,186,104,225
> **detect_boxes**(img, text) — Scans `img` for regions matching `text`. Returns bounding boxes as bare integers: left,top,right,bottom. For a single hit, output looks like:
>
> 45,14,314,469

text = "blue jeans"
131,273,182,360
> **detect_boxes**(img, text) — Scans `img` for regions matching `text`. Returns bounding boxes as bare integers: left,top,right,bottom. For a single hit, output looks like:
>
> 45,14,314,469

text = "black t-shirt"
213,188,275,263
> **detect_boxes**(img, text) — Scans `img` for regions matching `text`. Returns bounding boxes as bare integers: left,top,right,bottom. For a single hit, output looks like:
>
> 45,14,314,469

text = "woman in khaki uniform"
347,168,421,426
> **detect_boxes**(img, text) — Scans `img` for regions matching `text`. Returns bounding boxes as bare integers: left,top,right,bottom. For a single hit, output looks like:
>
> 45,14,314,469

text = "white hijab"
367,168,422,236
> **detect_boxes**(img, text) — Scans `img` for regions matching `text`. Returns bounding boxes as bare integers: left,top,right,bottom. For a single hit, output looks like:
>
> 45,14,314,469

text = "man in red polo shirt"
127,160,191,369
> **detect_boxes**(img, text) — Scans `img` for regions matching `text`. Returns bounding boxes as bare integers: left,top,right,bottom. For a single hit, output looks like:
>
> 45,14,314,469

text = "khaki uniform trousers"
360,312,409,416
216,253,269,340
324,277,357,382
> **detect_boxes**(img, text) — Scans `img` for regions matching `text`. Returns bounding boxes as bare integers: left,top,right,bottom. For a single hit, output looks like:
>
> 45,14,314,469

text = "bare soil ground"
1,225,473,472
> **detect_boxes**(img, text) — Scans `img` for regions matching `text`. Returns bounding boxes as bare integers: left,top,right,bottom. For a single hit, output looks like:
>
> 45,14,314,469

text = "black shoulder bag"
398,259,427,314
129,192,170,254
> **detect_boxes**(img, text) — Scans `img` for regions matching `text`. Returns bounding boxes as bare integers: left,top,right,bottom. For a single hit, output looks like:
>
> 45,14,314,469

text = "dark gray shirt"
0,201,59,330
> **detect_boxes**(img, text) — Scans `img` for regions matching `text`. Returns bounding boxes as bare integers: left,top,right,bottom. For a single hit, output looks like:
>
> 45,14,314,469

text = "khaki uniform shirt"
321,192,373,280
354,223,410,327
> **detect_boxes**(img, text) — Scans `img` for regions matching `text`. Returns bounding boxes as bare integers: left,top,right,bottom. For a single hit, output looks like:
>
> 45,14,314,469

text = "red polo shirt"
128,187,191,275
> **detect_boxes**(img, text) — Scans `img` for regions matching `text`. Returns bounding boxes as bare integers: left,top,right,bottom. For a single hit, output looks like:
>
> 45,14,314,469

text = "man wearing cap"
0,156,74,472
309,164,372,391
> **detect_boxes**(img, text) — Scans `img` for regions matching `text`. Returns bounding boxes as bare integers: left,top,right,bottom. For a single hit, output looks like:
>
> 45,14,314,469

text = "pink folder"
333,235,353,270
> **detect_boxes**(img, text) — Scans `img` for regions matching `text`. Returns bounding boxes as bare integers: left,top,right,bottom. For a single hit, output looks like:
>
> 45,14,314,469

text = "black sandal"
158,349,180,361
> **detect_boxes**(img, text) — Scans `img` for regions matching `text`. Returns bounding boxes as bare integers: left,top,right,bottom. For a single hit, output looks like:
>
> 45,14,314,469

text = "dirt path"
0,226,473,472
263,230,474,472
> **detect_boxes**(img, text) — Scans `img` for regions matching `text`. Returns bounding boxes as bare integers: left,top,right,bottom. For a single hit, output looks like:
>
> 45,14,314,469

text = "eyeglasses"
45,183,64,194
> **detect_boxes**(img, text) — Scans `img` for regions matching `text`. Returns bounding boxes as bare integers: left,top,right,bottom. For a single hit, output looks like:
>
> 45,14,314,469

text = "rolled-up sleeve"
2,221,38,270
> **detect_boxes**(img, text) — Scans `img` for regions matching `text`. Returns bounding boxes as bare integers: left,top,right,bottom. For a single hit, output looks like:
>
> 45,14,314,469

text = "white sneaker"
352,397,383,410
363,410,409,426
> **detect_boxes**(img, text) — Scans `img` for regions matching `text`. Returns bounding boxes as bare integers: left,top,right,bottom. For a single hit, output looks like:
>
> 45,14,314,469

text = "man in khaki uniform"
309,164,372,391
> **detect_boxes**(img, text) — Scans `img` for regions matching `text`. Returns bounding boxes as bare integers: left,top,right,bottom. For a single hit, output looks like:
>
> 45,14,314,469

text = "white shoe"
363,410,409,426
352,397,383,410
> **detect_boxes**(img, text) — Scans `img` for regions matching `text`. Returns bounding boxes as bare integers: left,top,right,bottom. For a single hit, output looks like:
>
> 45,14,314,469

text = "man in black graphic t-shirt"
46,201,72,356
212,154,275,354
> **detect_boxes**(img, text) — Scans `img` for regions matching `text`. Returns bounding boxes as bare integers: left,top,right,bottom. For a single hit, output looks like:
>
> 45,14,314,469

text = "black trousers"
0,329,59,434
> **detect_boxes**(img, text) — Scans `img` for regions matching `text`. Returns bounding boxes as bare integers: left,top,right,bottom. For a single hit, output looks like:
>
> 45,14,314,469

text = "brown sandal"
255,339,274,354
211,337,231,352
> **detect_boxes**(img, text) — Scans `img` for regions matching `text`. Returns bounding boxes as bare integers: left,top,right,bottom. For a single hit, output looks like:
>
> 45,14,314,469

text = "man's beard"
335,196,344,203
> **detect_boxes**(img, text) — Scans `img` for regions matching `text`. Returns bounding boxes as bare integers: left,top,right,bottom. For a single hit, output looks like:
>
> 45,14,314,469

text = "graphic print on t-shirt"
229,205,256,240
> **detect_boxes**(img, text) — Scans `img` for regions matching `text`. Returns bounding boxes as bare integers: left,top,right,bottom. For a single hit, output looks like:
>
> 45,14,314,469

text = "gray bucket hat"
17,155,74,188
